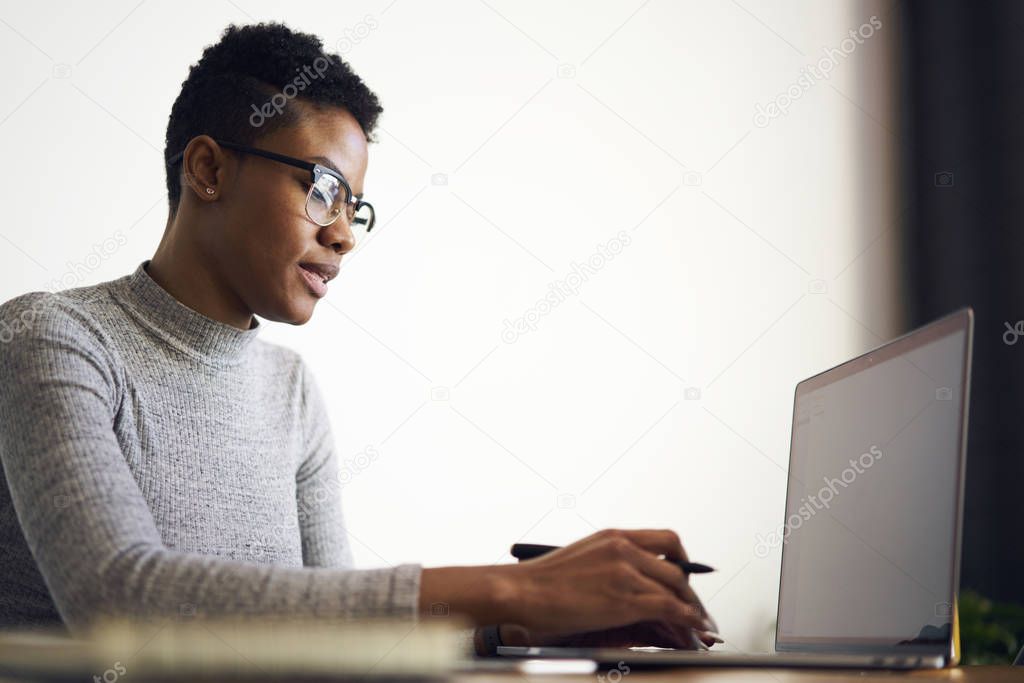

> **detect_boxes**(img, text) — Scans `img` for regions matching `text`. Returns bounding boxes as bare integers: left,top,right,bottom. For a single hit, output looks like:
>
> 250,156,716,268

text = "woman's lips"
298,264,328,298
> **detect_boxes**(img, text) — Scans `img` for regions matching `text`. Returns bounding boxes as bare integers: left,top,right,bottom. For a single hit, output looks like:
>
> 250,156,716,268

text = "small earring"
205,187,215,195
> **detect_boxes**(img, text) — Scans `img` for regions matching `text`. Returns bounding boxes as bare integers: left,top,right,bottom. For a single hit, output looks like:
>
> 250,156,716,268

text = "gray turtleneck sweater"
0,261,424,636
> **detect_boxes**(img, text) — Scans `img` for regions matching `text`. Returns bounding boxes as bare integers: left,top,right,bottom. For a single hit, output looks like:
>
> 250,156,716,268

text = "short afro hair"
164,22,383,214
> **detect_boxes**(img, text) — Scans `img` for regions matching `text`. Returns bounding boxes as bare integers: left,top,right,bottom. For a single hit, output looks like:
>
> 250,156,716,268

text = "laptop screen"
775,310,971,652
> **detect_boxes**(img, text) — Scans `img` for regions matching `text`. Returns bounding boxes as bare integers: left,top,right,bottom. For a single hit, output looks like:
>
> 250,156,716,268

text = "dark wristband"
477,624,504,657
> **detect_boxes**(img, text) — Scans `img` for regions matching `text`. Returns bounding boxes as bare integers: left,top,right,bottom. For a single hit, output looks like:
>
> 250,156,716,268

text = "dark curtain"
899,0,1024,604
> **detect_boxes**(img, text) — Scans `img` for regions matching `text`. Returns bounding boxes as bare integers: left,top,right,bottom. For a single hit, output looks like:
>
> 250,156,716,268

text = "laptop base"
495,646,947,670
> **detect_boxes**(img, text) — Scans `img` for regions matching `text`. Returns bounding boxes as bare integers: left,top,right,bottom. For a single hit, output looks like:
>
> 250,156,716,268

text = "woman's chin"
287,300,317,325
255,295,317,326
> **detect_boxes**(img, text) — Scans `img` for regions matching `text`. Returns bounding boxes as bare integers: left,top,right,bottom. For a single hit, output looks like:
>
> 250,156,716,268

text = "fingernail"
701,630,725,644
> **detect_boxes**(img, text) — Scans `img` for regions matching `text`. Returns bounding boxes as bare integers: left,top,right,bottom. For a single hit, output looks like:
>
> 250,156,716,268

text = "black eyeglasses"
167,139,375,233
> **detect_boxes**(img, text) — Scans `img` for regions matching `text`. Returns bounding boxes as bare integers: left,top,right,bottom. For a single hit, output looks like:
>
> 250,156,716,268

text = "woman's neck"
148,227,255,331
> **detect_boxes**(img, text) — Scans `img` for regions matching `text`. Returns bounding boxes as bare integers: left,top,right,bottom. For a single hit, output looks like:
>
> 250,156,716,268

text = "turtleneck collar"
111,260,261,365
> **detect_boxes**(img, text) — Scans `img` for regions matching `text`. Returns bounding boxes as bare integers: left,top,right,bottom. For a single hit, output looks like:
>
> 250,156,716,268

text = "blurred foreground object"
0,615,468,680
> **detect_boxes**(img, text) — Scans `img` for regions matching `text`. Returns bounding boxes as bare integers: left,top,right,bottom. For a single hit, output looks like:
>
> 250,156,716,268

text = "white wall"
0,0,902,652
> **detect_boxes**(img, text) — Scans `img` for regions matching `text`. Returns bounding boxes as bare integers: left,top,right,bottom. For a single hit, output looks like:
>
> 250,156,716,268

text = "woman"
0,22,717,655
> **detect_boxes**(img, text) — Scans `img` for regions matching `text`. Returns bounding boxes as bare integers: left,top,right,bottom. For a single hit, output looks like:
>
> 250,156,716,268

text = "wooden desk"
0,665,1016,682
455,666,1020,683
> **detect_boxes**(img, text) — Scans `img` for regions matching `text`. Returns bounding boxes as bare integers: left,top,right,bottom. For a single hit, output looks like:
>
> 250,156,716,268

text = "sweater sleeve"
294,363,482,658
0,293,422,637
295,360,354,569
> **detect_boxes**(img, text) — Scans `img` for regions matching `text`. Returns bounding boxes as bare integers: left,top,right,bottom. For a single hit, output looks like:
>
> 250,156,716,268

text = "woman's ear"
181,135,226,201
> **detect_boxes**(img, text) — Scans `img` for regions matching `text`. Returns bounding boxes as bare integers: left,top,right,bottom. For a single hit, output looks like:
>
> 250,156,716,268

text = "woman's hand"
497,528,716,647
500,619,720,650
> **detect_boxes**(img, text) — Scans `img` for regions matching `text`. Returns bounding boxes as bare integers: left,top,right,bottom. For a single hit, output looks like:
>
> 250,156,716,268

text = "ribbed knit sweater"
0,260,423,636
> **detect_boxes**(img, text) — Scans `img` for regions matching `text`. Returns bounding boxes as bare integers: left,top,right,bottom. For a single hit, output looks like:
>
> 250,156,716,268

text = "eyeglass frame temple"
166,139,375,232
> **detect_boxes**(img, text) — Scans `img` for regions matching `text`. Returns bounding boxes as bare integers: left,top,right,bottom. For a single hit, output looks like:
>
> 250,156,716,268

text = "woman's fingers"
625,543,691,597
697,630,725,646
555,528,688,563
636,620,696,649
614,528,690,563
625,572,708,631
508,527,717,645
578,529,715,629
614,536,714,630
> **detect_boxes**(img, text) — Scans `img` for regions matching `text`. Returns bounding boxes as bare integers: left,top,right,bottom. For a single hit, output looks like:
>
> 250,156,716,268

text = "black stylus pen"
511,543,715,574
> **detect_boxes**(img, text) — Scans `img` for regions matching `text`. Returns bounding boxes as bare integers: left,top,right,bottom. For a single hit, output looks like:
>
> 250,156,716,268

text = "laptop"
498,308,974,670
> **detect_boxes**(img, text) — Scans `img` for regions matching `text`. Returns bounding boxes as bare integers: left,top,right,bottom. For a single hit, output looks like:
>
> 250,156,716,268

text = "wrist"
419,563,524,627
491,563,525,624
